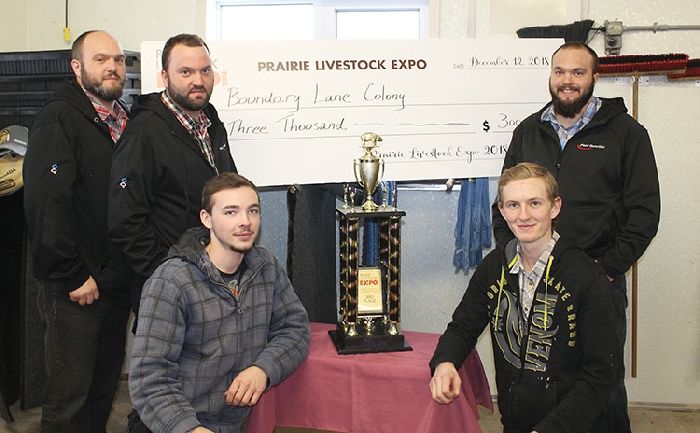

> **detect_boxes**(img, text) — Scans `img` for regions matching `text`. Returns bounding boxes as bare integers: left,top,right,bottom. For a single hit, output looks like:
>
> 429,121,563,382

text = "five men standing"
21,30,660,431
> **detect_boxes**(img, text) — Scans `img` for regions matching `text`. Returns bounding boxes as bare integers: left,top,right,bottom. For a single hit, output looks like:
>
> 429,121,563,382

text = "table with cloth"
247,322,493,433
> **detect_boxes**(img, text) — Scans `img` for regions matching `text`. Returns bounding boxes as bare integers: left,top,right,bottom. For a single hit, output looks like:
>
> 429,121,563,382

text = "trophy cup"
329,132,410,354
353,132,385,212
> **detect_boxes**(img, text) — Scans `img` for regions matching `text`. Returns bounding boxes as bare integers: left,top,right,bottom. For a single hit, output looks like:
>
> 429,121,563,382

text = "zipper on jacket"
216,256,268,313
237,258,267,296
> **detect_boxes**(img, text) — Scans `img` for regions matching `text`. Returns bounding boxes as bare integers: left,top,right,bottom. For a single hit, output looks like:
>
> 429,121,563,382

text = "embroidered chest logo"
119,177,128,189
576,143,605,151
50,164,58,175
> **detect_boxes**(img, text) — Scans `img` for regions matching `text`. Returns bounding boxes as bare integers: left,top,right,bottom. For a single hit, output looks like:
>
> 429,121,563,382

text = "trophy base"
329,323,412,355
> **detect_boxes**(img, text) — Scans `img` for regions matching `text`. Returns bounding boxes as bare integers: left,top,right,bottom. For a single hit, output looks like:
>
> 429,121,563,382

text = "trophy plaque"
329,132,410,354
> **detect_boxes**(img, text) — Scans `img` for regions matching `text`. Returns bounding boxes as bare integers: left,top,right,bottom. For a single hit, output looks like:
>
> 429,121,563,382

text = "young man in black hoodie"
431,162,615,433
23,30,131,432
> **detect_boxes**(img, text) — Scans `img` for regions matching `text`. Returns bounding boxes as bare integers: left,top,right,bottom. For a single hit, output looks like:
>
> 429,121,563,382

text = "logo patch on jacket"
119,177,128,189
576,143,605,151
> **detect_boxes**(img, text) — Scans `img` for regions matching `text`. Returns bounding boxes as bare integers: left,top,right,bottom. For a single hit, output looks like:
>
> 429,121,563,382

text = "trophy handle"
353,158,364,187
379,159,385,183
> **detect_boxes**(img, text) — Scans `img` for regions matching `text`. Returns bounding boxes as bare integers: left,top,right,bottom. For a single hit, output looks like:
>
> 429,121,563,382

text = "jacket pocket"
544,380,559,413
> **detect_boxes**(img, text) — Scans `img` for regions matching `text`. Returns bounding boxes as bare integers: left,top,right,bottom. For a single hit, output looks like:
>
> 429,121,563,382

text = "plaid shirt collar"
160,91,212,133
509,231,560,320
84,90,127,143
541,96,601,149
160,91,217,171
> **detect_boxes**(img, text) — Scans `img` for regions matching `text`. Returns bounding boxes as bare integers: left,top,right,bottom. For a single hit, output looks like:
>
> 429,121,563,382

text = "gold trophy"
353,132,384,211
329,132,410,354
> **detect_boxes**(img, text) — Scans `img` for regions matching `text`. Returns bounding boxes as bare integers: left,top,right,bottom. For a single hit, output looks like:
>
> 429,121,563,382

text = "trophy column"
380,215,402,335
331,207,410,354
338,212,360,336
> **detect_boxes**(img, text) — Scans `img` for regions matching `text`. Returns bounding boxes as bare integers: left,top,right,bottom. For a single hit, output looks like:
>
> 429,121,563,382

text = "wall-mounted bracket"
603,20,700,55
604,20,624,55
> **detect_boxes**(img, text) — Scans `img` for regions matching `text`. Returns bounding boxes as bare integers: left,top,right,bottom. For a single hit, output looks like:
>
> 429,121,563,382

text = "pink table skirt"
247,322,493,433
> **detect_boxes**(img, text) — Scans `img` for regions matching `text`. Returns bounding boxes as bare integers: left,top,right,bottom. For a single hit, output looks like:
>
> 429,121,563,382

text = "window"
216,3,314,40
335,9,421,39
206,0,429,41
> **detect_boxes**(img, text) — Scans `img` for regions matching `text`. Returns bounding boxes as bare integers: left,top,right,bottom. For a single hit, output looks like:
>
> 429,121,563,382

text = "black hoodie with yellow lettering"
430,235,615,433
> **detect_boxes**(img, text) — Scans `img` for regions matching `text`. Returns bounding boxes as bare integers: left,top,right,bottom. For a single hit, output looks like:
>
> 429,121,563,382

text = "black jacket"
430,236,616,433
492,97,660,277
108,92,237,279
23,80,131,299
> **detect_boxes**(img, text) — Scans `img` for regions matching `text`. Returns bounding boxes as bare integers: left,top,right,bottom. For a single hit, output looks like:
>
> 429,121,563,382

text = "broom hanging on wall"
667,58,700,81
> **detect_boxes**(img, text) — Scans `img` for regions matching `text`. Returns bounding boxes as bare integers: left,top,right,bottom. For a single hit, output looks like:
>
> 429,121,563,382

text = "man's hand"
68,276,100,306
429,362,461,404
224,365,268,407
187,427,214,433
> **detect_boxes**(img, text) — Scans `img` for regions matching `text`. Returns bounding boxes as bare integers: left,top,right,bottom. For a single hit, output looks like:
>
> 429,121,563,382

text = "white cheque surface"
141,38,562,186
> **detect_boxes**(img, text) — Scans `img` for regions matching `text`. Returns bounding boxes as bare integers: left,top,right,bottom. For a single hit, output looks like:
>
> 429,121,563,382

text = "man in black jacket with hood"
109,33,237,317
492,42,660,432
431,163,615,433
23,30,131,432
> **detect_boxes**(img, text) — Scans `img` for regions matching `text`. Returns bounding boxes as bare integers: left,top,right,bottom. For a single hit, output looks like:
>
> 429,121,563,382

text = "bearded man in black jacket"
23,30,132,432
492,42,660,433
108,34,237,319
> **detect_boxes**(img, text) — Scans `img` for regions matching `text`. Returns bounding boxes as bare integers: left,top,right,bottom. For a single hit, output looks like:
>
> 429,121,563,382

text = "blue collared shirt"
541,97,601,149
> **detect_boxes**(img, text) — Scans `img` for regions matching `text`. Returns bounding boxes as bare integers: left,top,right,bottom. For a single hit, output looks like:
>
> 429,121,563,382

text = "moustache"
104,72,122,79
558,85,579,92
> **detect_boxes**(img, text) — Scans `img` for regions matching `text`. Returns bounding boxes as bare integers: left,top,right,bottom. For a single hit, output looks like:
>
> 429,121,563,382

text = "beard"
167,83,212,113
549,78,595,118
228,244,253,254
81,68,125,101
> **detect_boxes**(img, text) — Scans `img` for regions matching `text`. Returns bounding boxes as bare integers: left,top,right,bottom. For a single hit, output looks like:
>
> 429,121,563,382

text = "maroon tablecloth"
247,322,493,433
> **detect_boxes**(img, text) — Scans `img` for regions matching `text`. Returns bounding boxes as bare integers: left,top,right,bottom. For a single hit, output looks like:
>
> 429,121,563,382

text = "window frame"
206,0,430,40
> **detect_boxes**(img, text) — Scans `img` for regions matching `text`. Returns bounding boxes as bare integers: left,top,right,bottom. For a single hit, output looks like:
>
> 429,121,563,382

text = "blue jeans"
37,281,130,433
606,275,632,433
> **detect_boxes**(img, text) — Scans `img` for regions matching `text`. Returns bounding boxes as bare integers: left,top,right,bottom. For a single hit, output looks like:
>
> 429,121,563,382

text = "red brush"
598,53,688,76
667,58,700,81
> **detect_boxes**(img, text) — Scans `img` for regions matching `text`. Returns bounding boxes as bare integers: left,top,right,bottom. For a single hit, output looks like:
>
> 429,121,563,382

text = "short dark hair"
161,33,210,70
202,173,259,213
497,162,559,208
552,41,599,74
72,30,100,62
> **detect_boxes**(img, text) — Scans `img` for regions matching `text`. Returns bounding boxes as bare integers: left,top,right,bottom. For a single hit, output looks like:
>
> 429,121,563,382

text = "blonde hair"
497,162,559,207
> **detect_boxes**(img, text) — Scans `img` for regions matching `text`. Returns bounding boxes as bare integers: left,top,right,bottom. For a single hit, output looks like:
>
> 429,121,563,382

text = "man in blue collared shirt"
492,41,661,433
